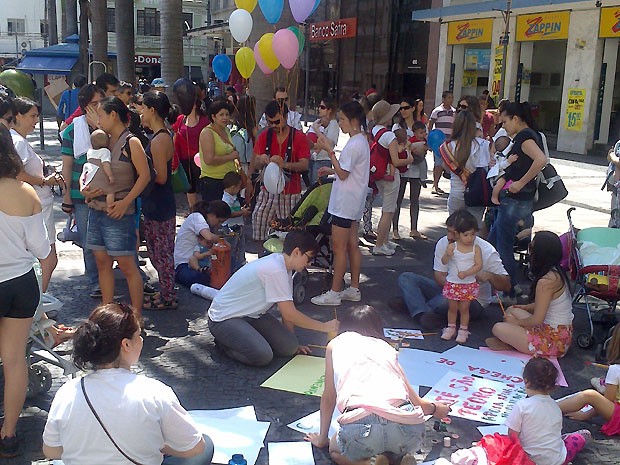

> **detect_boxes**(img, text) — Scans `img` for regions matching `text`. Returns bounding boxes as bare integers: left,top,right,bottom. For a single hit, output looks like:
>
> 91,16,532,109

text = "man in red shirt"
248,101,310,240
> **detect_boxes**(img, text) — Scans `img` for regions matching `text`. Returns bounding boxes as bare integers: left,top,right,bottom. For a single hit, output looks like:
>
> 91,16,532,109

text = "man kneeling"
207,230,339,366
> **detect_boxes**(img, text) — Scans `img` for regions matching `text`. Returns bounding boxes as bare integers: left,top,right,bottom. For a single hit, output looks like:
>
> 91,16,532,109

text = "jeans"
309,159,332,185
397,272,484,320
162,434,214,465
208,314,298,366
488,196,534,293
175,264,211,288
73,202,98,285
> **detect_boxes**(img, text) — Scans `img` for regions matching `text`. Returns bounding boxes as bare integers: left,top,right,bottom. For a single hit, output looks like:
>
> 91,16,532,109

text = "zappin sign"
447,19,493,45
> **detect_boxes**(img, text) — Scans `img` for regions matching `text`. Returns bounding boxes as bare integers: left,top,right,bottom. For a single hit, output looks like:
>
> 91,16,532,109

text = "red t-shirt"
173,114,211,165
65,106,84,125
482,111,495,139
254,127,310,195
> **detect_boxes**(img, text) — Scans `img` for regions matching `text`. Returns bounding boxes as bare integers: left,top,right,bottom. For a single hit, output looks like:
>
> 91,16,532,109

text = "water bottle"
228,454,247,465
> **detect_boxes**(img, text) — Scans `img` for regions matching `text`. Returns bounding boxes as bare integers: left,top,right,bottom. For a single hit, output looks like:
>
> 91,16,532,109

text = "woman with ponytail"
43,303,214,464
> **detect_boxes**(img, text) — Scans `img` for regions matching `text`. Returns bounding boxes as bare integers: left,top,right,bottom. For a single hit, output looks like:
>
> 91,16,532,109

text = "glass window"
7,19,25,35
107,8,115,33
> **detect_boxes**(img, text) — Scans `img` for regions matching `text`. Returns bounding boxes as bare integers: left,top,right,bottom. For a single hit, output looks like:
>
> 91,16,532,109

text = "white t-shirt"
43,369,202,465
208,253,293,321
504,394,566,465
371,124,397,149
87,147,112,163
446,247,477,284
447,138,490,201
310,119,340,161
174,212,211,267
222,191,244,226
11,129,53,206
328,133,370,221
434,236,507,307
605,364,620,403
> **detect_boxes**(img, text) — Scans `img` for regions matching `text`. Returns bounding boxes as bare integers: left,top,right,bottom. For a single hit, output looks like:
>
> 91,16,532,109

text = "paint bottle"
443,436,451,448
229,454,247,465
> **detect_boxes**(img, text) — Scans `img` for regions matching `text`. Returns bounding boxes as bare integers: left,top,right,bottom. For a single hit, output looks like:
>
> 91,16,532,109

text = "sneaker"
456,328,470,344
372,244,395,256
340,287,361,302
385,241,398,251
0,435,19,458
591,376,606,394
143,282,158,296
89,287,102,299
311,290,342,306
441,326,457,340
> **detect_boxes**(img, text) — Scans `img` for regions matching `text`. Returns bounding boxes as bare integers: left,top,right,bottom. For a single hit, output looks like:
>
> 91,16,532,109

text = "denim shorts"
337,405,425,461
86,208,137,256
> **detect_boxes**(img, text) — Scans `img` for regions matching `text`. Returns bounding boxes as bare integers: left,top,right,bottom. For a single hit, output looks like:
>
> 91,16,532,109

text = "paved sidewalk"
4,119,619,464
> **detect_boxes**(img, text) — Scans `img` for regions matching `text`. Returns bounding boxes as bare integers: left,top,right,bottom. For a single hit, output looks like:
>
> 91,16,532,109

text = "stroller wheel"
299,269,309,286
27,364,53,398
293,284,306,304
577,333,595,349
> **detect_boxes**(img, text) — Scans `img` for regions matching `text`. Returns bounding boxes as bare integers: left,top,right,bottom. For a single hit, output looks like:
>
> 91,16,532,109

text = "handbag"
171,163,190,194
81,377,145,465
464,167,493,207
533,163,567,211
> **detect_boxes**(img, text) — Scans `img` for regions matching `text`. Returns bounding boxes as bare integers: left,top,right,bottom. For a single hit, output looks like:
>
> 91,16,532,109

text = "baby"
189,235,213,274
488,135,517,205
388,127,411,182
85,129,115,207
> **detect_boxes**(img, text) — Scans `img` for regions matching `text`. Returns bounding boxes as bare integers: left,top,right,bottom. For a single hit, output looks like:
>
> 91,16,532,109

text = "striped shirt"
60,122,87,203
430,104,456,139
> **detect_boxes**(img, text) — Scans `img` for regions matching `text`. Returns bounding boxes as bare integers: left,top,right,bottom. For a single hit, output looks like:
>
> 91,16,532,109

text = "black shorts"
329,214,354,229
0,268,40,319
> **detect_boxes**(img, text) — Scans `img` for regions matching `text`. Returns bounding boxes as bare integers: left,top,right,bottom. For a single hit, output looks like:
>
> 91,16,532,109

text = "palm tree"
161,0,183,93
90,0,108,79
63,0,78,39
47,0,59,46
78,0,89,76
115,0,135,84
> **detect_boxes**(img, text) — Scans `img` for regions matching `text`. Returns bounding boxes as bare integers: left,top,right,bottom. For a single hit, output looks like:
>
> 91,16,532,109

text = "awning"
17,56,78,75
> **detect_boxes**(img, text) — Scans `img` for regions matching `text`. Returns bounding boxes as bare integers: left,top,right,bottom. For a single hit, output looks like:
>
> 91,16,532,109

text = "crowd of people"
0,72,617,465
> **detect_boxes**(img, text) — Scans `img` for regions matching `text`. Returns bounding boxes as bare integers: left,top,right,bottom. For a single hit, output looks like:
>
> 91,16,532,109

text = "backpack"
123,129,157,198
464,167,493,207
369,128,391,185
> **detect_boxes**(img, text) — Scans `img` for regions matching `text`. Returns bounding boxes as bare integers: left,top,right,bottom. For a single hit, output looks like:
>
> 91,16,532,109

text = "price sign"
565,88,586,131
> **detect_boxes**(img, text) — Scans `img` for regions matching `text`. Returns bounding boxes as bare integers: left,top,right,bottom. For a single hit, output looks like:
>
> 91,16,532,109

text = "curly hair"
523,357,558,393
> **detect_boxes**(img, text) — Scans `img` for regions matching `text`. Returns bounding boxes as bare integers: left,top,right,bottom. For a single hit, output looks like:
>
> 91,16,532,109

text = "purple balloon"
289,0,315,23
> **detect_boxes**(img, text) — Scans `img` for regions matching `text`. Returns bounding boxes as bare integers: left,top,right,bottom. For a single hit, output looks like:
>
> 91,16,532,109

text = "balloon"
0,69,34,99
235,47,256,79
254,42,273,75
272,29,298,70
427,129,446,154
257,33,280,72
263,162,286,195
258,0,284,24
212,54,232,82
289,0,315,23
310,0,321,15
172,78,196,116
235,0,257,12
229,9,253,43
287,26,305,57
194,153,201,168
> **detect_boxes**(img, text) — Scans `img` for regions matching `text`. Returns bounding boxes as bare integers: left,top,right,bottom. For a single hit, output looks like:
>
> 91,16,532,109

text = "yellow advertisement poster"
462,70,478,87
448,19,494,45
565,88,586,132
490,46,504,101
516,11,570,42
600,7,620,38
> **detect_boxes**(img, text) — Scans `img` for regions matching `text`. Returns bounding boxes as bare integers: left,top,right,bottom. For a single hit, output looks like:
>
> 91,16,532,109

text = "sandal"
409,231,428,240
143,298,178,311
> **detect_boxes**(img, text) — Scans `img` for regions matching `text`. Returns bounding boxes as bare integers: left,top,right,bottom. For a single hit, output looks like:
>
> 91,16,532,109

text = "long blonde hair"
451,110,477,169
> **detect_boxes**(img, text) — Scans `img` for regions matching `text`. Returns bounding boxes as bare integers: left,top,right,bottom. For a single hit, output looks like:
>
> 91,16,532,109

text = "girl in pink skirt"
441,213,482,343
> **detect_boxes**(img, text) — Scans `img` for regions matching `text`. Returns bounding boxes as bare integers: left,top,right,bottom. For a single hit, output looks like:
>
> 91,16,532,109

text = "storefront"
413,0,620,155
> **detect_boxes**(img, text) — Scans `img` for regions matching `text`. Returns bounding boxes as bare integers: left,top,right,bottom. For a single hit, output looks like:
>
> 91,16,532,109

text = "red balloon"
194,153,202,168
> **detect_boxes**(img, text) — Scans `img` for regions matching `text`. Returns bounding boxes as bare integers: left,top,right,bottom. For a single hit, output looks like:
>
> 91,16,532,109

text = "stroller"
567,207,620,349
263,178,334,304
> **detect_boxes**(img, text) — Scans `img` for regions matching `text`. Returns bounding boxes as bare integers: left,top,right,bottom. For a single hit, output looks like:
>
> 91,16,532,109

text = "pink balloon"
272,29,298,70
194,153,201,168
254,41,273,75
289,0,315,23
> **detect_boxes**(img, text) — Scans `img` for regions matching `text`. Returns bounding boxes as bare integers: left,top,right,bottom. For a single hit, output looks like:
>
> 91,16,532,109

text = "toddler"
189,235,213,274
441,214,482,343
84,129,115,207
222,171,250,272
488,135,517,205
387,128,411,182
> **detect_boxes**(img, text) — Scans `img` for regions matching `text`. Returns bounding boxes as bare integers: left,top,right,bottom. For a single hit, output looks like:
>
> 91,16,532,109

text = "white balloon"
263,162,286,195
229,9,253,43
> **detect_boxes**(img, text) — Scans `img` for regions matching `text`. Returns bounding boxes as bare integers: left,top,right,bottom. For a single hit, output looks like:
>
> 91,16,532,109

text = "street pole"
303,23,310,126
499,0,512,100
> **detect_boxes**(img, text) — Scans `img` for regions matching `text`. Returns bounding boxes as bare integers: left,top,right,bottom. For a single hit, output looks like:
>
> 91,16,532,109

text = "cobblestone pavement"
2,119,620,464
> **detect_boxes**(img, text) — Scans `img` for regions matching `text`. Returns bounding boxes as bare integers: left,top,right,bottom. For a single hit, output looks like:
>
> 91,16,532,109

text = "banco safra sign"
309,18,357,41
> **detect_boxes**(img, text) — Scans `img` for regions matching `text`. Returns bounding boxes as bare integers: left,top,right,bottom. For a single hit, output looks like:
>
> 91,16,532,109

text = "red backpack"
369,127,390,186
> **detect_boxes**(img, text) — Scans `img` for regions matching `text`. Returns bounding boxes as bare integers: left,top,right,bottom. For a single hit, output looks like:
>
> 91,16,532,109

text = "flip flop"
409,231,428,240
143,298,178,311
51,324,76,348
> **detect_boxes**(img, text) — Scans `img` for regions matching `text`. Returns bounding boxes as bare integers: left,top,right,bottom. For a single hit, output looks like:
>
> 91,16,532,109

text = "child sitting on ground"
221,171,250,272
83,129,115,207
558,323,620,436
189,235,213,274
488,135,517,205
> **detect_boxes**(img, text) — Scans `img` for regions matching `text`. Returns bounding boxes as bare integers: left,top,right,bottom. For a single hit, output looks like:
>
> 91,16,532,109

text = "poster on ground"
261,355,325,397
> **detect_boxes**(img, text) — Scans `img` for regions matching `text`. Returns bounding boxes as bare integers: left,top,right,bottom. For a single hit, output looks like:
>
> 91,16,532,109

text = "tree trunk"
47,0,59,45
65,0,78,37
90,0,108,79
161,0,183,96
115,0,135,85
78,0,89,77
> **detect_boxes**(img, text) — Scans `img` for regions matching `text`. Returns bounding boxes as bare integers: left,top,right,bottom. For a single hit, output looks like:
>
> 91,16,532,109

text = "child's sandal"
456,328,470,344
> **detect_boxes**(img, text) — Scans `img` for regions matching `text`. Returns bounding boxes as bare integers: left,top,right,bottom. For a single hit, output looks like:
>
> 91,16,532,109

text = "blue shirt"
57,88,80,121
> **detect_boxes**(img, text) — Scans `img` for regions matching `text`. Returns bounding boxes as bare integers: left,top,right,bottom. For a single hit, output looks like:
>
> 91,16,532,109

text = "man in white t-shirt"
258,87,303,131
208,230,339,366
395,209,510,330
428,91,455,195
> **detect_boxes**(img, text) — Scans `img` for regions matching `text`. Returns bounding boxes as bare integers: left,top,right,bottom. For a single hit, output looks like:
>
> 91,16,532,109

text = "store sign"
309,18,357,42
599,7,620,38
490,46,504,101
463,70,478,87
516,11,570,41
465,49,491,70
134,55,161,65
565,88,586,132
447,19,493,45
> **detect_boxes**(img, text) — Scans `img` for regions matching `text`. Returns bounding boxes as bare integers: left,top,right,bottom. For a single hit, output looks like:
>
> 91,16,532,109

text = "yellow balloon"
258,33,280,71
235,47,256,79
235,0,257,13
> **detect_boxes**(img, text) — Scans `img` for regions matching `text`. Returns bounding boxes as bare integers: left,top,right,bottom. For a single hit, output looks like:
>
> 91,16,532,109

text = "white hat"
263,162,286,195
371,100,401,127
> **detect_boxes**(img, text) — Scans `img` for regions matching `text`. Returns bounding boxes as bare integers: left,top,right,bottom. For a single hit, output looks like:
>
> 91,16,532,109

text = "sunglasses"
267,118,281,126
318,104,327,110
277,97,289,102
458,104,468,109
400,105,412,111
